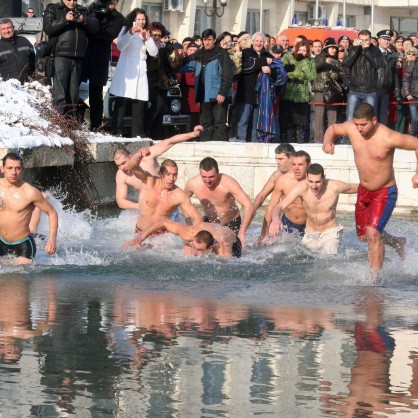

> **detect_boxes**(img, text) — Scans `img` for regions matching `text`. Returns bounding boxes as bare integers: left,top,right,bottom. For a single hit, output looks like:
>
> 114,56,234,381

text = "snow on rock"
0,78,72,149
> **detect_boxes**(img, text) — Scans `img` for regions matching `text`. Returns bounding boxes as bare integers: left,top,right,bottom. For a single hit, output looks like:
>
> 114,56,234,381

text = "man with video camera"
43,0,99,119
81,0,124,131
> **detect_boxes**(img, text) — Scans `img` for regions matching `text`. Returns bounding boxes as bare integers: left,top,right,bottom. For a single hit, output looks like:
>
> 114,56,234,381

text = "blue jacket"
180,45,233,103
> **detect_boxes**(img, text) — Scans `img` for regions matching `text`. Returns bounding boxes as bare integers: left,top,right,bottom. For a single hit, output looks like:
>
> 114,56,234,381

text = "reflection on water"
0,202,417,417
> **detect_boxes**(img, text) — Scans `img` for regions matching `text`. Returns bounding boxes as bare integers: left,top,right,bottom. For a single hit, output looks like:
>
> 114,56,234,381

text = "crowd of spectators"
1,2,418,142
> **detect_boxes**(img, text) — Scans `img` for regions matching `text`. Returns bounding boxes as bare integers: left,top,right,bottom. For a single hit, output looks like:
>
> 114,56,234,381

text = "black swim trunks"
281,214,306,237
203,215,242,258
0,235,37,260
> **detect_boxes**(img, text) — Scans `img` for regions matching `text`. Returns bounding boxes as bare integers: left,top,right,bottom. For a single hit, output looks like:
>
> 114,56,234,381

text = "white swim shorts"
302,225,343,255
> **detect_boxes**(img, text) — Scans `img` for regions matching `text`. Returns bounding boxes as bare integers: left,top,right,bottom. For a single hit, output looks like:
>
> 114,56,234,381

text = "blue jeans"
53,56,82,117
346,91,380,121
409,99,418,136
236,102,257,142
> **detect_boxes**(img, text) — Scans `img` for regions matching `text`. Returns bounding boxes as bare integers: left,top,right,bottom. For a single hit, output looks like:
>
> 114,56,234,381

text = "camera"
72,8,81,20
357,40,363,45
91,0,111,14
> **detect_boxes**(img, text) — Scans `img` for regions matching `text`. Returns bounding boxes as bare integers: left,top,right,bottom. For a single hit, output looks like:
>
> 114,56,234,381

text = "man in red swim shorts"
323,103,418,273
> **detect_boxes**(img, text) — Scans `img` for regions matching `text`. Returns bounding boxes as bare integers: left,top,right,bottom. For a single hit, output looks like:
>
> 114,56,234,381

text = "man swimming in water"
113,125,203,209
0,153,58,265
129,219,236,257
184,157,254,257
259,150,311,243
323,103,418,272
123,148,202,242
269,164,358,254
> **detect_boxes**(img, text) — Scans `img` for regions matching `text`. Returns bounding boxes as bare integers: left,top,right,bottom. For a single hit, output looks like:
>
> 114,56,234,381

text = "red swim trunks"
134,226,167,239
355,185,397,237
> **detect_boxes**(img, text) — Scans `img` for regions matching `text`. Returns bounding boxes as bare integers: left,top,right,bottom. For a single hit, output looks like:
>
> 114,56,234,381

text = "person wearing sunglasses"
402,47,418,137
25,8,36,18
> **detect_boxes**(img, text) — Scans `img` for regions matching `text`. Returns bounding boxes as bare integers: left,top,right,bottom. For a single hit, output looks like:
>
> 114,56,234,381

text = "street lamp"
203,0,227,17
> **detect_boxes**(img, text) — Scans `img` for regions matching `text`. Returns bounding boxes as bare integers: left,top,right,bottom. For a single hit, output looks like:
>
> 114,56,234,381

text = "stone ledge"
87,139,151,162
0,145,74,168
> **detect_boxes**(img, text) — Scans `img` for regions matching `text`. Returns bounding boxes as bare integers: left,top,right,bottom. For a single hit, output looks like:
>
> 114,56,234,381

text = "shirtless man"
323,103,418,272
259,150,311,243
253,143,295,211
269,164,358,254
0,153,58,265
132,219,236,257
123,149,202,241
113,126,203,210
184,157,255,257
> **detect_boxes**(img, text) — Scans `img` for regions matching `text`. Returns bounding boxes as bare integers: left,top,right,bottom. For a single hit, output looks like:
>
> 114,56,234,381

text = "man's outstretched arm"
253,172,277,211
323,122,350,155
148,125,203,159
269,183,305,237
115,171,140,210
125,148,151,182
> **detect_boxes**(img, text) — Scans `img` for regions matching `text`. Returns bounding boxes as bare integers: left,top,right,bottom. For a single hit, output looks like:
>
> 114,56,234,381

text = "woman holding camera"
109,8,158,137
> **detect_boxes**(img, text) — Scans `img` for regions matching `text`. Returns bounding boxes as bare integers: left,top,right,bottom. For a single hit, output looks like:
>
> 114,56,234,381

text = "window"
142,3,164,25
194,8,213,36
291,12,309,26
391,17,418,35
246,9,270,34
337,15,355,28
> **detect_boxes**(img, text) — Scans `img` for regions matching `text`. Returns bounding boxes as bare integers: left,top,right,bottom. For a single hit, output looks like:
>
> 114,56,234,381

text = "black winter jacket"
81,7,124,85
0,35,35,83
236,47,273,105
343,45,386,93
43,2,99,59
403,60,418,98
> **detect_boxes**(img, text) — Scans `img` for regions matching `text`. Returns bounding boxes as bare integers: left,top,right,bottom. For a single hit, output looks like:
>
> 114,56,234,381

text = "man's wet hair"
195,230,214,249
307,163,325,178
2,152,23,167
353,103,376,120
160,159,178,174
293,150,311,164
199,157,219,173
113,147,130,158
274,143,295,157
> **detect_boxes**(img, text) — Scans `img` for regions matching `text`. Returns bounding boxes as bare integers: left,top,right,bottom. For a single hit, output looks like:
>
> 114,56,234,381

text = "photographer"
81,0,124,131
43,0,99,118
144,22,181,140
343,29,386,122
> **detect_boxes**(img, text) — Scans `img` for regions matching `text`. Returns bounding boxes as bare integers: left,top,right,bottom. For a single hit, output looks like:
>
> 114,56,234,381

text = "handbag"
37,56,55,78
35,32,57,79
323,76,344,104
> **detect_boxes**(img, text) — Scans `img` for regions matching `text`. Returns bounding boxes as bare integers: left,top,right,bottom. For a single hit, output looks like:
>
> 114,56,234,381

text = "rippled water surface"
0,199,417,417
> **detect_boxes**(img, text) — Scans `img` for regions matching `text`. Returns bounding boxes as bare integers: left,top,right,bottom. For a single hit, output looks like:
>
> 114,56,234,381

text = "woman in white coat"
109,8,158,137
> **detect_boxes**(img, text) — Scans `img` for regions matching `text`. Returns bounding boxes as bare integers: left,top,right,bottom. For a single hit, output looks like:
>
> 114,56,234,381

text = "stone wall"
2,141,417,214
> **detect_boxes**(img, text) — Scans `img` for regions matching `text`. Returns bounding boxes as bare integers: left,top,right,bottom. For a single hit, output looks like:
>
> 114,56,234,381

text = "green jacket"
282,53,316,103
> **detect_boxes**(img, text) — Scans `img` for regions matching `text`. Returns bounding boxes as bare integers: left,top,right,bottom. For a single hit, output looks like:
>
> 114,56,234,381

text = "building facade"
35,0,418,42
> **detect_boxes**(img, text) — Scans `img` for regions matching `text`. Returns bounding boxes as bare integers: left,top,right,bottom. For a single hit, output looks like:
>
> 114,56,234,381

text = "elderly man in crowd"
230,32,274,142
0,18,35,83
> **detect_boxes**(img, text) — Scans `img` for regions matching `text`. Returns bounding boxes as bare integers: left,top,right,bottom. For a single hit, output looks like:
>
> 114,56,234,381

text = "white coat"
109,27,158,101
